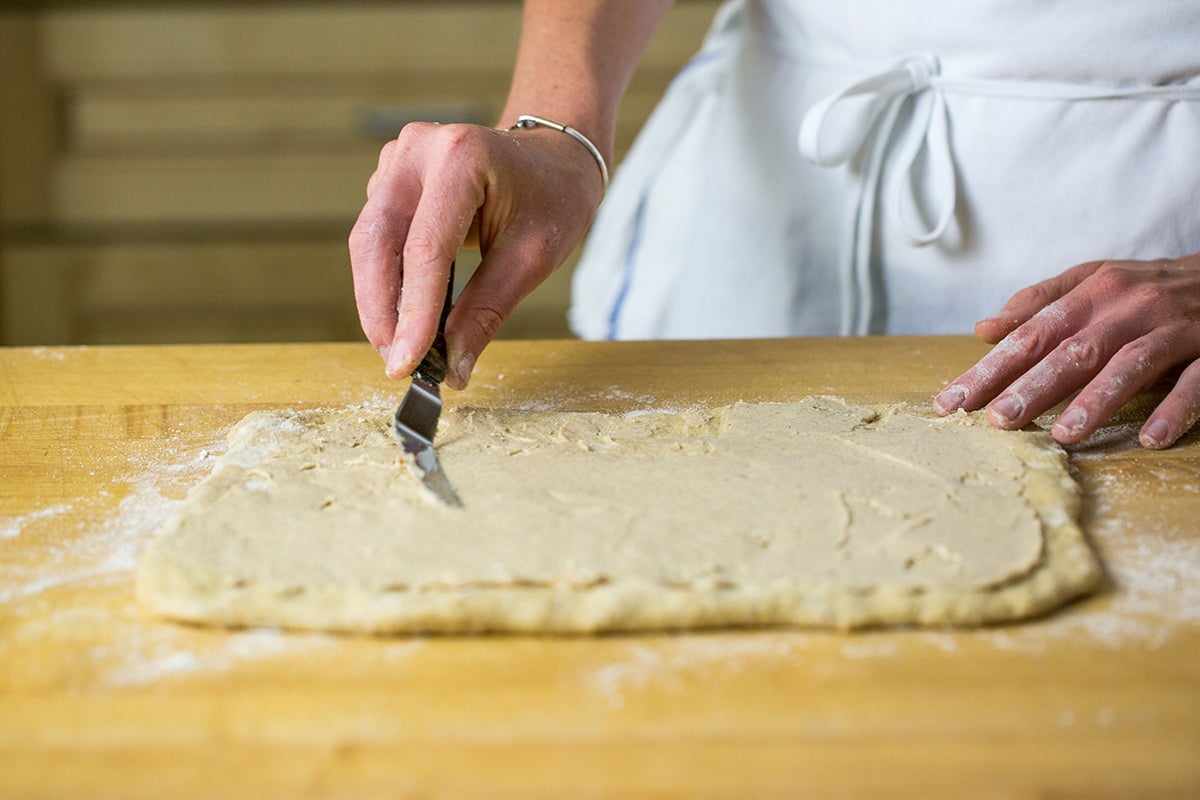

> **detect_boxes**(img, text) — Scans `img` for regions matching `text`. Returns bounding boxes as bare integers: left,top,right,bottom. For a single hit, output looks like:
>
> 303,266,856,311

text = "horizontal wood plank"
42,3,719,81
0,239,573,345
64,77,677,154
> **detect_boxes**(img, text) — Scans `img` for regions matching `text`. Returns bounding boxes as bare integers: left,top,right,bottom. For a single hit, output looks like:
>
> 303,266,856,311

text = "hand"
932,254,1200,449
348,121,604,389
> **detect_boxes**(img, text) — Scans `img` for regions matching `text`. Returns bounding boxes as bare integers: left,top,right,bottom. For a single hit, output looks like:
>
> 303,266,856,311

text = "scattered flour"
0,445,213,605
27,346,68,361
0,504,73,540
95,625,344,688
485,383,664,413
587,635,804,710
839,639,901,660
0,402,420,690
3,398,1196,695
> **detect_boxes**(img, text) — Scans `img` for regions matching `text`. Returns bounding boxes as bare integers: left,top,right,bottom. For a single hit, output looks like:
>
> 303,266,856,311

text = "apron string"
799,54,954,335
799,54,1200,336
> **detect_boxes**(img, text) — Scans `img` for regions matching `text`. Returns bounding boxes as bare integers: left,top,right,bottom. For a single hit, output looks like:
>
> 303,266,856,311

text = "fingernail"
385,342,410,378
1054,407,1088,438
1140,418,1170,448
934,385,967,414
989,395,1024,426
378,344,391,363
452,351,476,389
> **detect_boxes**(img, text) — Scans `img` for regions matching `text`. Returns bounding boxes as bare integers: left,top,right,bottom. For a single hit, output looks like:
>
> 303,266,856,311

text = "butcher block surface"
1,338,1197,799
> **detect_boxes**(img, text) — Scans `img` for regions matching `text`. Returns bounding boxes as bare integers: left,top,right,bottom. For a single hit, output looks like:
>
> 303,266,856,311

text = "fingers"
1050,331,1179,443
443,238,557,390
390,137,486,377
936,255,1200,449
348,194,411,357
973,261,1103,344
1141,358,1200,449
443,283,507,392
984,329,1118,432
349,137,419,357
364,138,398,200
348,123,488,378
933,296,1089,417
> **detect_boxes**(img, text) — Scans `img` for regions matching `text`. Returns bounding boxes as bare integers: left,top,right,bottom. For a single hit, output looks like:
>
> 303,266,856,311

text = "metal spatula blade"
393,373,461,506
391,260,462,507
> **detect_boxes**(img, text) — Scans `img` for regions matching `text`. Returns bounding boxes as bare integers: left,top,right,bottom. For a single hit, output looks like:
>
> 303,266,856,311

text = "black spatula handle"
413,260,455,384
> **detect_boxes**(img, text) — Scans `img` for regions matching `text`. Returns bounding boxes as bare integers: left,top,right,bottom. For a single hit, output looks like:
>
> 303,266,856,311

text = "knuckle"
513,240,557,276
395,120,438,144
1015,282,1055,309
347,219,377,256
464,305,506,341
1120,323,1194,369
1114,337,1165,375
401,232,450,270
347,213,376,245
1001,325,1055,362
510,235,570,279
375,135,408,176
1078,259,1196,322
431,124,489,170
1128,282,1171,313
387,121,465,170
347,212,394,257
1060,335,1104,372
1089,261,1142,296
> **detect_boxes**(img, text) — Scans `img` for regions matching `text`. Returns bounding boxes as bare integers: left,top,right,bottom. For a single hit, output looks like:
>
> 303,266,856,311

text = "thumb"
443,242,559,390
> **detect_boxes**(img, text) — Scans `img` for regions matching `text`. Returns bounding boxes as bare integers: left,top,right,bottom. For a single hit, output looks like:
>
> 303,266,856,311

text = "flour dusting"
587,635,805,709
4,400,1196,693
0,400,443,690
28,346,68,361
0,453,208,604
97,626,341,688
0,504,73,540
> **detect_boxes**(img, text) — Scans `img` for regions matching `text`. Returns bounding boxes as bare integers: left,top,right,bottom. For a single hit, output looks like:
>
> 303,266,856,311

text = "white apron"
570,0,1200,339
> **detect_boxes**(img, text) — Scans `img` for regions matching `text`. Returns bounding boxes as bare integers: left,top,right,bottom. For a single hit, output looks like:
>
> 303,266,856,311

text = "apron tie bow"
799,54,957,333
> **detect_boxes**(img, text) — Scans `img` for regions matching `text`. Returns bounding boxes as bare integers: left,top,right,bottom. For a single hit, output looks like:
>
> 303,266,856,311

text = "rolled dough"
137,397,1101,633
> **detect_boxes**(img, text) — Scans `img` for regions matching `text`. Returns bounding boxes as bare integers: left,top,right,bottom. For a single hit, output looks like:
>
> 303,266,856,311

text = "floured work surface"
137,397,1102,633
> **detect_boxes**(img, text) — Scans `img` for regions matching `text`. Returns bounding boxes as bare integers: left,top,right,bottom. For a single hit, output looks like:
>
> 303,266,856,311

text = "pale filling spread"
151,398,1043,597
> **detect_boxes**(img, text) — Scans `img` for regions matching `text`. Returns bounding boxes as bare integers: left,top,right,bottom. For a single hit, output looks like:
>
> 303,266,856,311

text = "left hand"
933,254,1200,449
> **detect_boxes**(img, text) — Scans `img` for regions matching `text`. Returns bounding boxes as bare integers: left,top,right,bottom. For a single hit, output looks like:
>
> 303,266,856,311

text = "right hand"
349,121,605,389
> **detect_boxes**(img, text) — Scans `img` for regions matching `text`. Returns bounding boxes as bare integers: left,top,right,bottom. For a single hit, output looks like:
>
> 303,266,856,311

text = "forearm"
498,0,673,166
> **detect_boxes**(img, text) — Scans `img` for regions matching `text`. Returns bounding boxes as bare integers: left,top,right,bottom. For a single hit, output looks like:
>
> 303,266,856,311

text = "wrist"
496,107,615,169
507,114,610,194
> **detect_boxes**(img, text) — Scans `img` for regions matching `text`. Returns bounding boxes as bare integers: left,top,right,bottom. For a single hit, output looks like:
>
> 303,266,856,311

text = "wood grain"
1,338,1197,799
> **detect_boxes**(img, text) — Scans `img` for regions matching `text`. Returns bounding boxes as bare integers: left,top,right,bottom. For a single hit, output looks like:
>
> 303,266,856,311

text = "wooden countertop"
1,338,1198,799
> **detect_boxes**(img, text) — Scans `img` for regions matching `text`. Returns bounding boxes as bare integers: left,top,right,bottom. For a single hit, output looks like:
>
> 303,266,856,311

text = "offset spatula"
392,261,462,507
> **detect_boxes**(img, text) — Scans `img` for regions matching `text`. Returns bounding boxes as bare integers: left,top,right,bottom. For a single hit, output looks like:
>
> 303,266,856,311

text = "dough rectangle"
137,398,1102,633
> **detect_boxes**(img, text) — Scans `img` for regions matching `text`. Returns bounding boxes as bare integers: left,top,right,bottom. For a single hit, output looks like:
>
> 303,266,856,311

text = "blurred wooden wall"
0,1,720,346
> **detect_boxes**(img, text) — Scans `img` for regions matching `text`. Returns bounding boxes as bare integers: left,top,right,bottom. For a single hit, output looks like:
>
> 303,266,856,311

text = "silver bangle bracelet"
510,114,610,194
